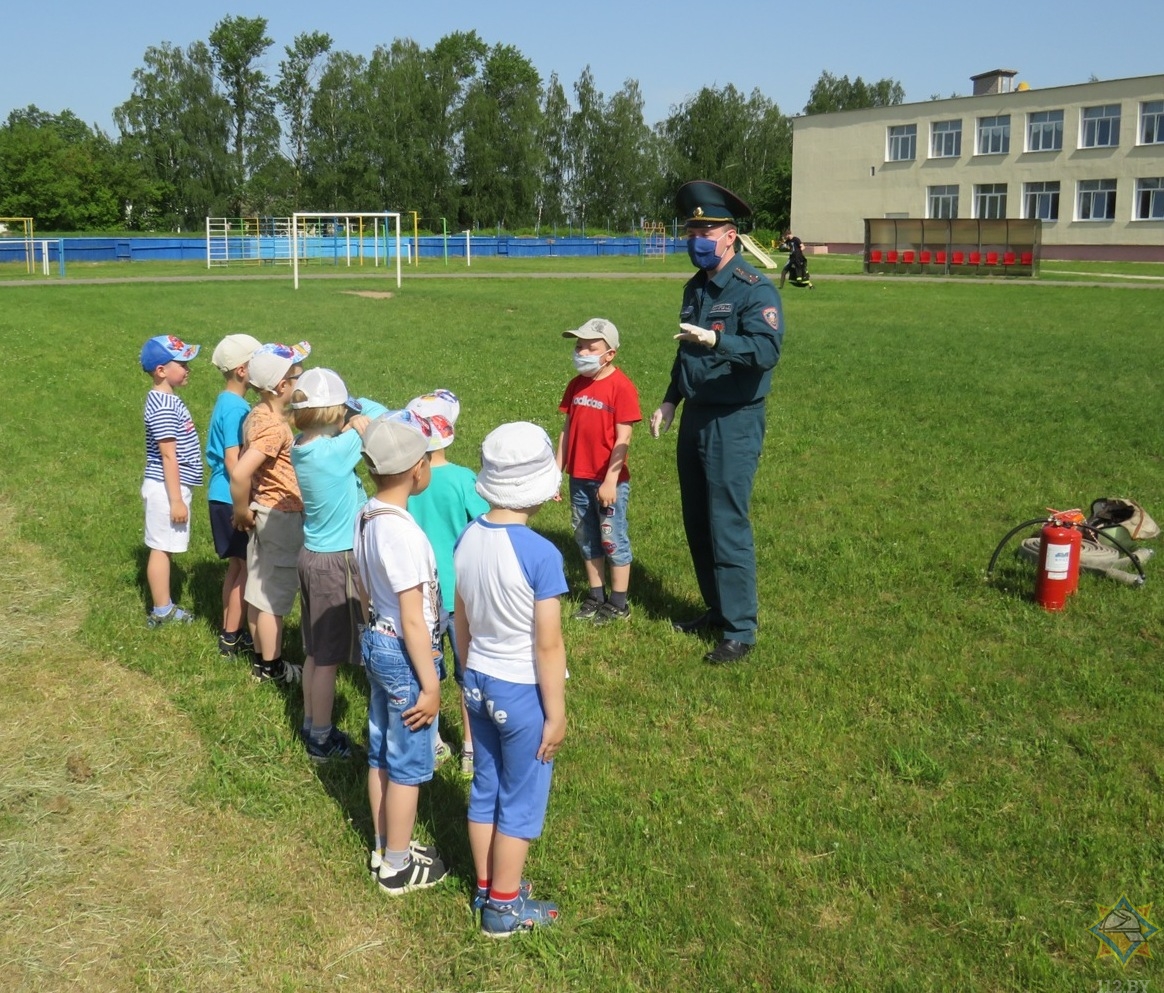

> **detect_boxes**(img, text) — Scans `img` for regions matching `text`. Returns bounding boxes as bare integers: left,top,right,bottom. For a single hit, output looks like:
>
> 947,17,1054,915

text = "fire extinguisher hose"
987,519,1147,585
986,518,1051,578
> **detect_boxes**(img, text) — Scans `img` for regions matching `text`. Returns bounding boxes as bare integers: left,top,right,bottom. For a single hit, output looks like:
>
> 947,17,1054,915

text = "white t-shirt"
453,517,569,684
352,498,446,650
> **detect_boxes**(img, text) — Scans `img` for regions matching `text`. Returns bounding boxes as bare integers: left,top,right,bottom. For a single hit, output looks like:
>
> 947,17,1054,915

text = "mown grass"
0,271,1162,991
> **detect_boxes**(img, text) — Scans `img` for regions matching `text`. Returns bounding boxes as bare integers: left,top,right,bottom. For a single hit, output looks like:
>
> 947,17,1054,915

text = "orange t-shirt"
242,403,303,512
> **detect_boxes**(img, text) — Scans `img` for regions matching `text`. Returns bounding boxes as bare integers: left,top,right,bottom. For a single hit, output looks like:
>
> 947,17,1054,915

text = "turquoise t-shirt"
408,462,489,612
205,391,251,504
291,397,388,553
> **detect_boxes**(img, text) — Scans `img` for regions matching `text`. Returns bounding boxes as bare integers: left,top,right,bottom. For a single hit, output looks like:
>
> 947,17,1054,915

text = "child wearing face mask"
555,318,642,624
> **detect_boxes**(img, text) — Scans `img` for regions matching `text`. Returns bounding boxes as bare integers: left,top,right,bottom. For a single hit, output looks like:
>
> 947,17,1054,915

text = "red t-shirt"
558,367,642,482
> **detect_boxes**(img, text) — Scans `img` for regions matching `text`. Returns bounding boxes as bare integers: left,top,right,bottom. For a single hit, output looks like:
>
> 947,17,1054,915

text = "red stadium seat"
919,250,931,265
952,251,965,265
1003,251,1016,266
985,251,999,266
886,250,899,264
902,250,916,264
869,249,882,264
1020,252,1033,266
935,250,947,265
969,251,982,265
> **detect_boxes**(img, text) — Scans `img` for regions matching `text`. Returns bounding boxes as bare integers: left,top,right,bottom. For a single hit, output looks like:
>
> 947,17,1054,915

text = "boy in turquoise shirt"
406,390,488,775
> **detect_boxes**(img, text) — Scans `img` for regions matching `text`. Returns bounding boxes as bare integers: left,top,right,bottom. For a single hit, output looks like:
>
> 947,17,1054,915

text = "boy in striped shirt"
140,335,204,627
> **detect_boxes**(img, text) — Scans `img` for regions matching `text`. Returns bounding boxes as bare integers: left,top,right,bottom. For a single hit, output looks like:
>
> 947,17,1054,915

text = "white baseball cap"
289,367,361,411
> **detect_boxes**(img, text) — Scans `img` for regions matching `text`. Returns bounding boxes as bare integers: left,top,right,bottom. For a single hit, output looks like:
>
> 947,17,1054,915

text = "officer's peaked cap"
676,180,752,226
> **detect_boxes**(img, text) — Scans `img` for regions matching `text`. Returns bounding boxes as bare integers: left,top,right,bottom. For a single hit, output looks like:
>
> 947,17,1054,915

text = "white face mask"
572,351,603,375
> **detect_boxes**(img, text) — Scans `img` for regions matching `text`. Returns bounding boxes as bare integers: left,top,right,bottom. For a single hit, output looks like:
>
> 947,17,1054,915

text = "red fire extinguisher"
1035,509,1084,611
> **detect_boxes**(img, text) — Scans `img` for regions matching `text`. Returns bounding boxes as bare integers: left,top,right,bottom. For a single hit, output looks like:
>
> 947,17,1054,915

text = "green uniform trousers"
676,400,766,643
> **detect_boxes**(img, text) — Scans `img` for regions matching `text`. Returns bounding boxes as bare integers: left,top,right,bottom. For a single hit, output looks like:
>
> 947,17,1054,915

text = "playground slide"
738,233,778,269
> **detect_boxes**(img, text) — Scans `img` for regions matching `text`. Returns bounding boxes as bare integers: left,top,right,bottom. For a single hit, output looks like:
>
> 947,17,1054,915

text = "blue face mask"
687,234,722,270
573,351,603,376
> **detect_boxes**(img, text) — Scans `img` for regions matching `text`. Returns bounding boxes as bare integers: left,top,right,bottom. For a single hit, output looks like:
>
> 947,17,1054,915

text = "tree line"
0,16,903,234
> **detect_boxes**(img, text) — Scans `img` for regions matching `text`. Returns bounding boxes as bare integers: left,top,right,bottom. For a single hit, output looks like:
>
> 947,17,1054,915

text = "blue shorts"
463,670,554,840
209,500,248,560
362,628,437,784
569,478,632,566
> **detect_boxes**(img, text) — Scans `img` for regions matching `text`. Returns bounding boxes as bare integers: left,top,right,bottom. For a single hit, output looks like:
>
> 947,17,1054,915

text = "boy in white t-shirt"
454,421,568,937
352,412,449,895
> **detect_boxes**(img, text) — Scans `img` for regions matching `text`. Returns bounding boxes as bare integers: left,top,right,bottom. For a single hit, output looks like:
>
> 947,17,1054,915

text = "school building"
790,70,1164,261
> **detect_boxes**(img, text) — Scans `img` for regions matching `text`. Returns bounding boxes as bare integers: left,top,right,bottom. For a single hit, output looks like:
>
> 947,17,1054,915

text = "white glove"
649,403,675,438
674,322,717,347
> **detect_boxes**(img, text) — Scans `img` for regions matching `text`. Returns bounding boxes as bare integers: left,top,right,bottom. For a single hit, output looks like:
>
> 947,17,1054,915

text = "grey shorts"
298,547,362,666
245,505,304,616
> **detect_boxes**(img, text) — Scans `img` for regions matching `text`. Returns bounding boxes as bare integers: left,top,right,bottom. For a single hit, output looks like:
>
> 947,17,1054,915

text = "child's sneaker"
434,736,453,769
251,659,303,684
370,840,439,876
480,893,559,938
147,604,195,629
460,749,474,777
218,629,253,657
592,601,631,625
573,597,604,621
304,727,353,763
376,850,448,896
472,879,532,912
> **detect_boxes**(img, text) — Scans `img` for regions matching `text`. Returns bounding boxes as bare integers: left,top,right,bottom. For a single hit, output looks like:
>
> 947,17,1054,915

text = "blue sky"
4,0,1161,133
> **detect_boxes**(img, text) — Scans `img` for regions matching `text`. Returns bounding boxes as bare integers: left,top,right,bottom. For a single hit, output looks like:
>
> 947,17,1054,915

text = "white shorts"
142,478,193,553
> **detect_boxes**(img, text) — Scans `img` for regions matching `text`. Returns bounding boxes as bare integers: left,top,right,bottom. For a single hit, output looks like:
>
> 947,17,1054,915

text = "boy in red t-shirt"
556,318,642,623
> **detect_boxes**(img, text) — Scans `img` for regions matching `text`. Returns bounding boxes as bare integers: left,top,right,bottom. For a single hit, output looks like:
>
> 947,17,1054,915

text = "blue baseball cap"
141,335,200,372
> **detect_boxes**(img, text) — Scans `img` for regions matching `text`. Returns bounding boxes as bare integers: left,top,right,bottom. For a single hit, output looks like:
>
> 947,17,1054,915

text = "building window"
1026,110,1063,152
974,183,1007,219
1077,179,1117,220
1080,105,1121,148
928,185,959,218
976,115,1011,155
1135,178,1164,220
930,120,962,158
1023,181,1060,220
1141,101,1164,144
887,124,917,161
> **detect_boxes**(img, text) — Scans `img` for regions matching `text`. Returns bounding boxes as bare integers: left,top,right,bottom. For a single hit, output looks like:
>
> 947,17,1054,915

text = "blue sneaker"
480,893,558,938
147,604,195,629
304,727,353,764
473,879,532,912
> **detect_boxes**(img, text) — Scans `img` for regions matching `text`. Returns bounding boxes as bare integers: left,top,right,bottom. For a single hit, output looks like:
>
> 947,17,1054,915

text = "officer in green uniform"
649,180,783,664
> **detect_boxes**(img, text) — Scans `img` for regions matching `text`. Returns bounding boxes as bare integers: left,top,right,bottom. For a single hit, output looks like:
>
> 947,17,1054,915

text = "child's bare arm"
157,438,187,525
399,585,441,730
597,422,633,507
230,446,267,531
533,596,567,761
223,444,240,479
454,590,471,664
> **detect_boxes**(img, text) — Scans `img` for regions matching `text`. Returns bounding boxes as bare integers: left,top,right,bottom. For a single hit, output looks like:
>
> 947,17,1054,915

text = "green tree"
208,15,279,213
536,73,571,231
458,44,543,229
0,107,128,230
277,30,333,207
568,66,604,231
592,79,657,231
803,70,904,114
304,50,372,210
114,41,231,228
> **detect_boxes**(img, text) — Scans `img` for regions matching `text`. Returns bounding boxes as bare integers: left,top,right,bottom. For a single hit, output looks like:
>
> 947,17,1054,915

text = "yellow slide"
738,233,778,269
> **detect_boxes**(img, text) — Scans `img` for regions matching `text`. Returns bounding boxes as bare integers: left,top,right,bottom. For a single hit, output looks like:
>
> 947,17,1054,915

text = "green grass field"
1,265,1162,992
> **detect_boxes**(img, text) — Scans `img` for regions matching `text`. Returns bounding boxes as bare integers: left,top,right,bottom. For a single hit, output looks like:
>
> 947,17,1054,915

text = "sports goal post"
291,211,402,290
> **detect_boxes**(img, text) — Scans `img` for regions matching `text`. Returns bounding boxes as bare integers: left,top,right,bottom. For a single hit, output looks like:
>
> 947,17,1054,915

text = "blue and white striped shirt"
143,390,204,487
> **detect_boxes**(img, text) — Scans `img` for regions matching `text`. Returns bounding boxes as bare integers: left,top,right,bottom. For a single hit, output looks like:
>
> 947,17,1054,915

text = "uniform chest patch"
709,303,733,315
762,307,780,331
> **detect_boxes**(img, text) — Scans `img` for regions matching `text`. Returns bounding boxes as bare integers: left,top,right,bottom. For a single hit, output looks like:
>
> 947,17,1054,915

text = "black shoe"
672,612,716,634
704,639,754,664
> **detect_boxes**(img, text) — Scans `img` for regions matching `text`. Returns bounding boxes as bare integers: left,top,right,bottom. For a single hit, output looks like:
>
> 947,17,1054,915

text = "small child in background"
289,368,387,763
557,318,642,623
454,421,568,937
406,390,489,776
353,412,450,895
140,334,204,627
230,341,310,685
206,333,261,657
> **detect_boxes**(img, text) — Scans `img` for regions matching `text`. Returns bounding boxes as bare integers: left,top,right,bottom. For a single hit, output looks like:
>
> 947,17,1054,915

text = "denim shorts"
569,478,632,566
362,628,437,784
463,670,554,840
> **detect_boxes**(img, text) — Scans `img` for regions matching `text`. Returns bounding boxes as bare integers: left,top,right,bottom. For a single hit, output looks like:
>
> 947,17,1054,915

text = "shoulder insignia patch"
732,266,760,285
762,307,780,331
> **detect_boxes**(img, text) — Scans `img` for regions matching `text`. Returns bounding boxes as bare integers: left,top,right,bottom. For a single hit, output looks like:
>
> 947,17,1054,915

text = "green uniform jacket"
664,254,783,408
